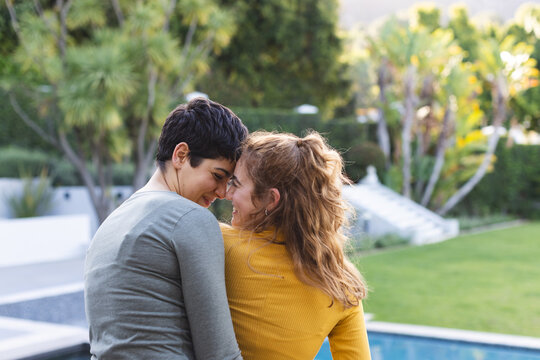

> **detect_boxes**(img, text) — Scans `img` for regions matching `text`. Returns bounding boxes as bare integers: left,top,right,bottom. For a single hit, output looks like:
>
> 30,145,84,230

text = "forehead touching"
232,158,251,181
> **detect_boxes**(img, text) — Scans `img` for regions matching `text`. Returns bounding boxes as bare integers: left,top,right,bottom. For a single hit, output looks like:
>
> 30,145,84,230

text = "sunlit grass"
354,222,540,337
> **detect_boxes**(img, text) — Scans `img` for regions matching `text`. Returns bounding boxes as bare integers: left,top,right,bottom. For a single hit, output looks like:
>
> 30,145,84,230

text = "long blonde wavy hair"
238,131,367,307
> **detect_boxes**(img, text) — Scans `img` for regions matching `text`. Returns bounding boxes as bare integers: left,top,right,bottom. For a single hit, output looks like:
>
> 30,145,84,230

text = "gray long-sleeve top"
84,191,242,360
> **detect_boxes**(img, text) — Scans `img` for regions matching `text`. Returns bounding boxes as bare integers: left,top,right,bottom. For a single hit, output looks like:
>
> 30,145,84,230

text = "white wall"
48,186,133,234
0,179,134,267
0,215,90,267
0,178,133,234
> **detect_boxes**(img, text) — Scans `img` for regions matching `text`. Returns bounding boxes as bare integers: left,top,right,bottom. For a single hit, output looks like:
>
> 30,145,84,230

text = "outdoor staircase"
342,166,459,245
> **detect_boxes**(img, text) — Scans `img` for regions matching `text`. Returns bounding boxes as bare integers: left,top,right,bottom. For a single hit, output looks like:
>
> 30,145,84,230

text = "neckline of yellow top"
225,225,286,245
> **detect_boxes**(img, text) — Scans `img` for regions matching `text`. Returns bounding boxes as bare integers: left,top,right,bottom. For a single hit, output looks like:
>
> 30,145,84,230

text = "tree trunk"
437,74,507,216
132,66,159,191
401,65,416,198
133,140,157,191
376,59,391,165
415,75,435,199
421,102,453,206
58,131,113,223
414,124,425,199
9,92,113,223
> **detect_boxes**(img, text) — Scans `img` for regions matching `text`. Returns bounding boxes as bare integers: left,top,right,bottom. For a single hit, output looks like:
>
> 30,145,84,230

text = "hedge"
0,147,135,186
233,108,380,182
456,143,540,219
0,147,53,178
232,107,323,135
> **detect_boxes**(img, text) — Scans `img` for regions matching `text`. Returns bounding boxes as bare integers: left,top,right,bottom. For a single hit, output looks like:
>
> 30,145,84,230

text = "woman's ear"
266,188,281,212
172,142,190,169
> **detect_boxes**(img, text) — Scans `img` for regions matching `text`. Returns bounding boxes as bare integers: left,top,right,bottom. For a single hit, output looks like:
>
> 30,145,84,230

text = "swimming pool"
4,289,538,360
36,330,540,360
315,332,540,360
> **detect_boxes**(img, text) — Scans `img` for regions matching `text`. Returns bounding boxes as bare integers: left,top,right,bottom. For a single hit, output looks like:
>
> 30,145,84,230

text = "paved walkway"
0,257,88,360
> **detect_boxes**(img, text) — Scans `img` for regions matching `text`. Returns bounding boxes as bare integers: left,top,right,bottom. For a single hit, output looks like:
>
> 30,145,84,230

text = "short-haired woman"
85,98,247,360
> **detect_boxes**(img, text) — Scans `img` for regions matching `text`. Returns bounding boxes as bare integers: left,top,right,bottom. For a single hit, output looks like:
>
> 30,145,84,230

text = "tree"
437,33,538,215
3,0,235,222
506,3,540,132
198,0,350,113
346,28,392,165
348,4,537,216
364,17,414,169
447,5,480,62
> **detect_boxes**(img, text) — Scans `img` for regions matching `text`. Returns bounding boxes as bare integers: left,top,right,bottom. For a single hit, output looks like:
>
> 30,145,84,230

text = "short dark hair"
156,98,248,170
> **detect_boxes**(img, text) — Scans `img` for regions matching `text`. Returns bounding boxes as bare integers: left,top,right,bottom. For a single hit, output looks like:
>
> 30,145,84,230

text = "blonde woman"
222,131,371,359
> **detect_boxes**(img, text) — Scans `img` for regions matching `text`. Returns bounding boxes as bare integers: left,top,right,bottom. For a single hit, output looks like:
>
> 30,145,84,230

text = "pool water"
315,332,540,360
36,332,540,360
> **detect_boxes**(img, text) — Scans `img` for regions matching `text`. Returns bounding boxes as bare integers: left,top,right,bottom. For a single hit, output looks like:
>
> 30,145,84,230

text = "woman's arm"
328,302,371,360
174,208,243,360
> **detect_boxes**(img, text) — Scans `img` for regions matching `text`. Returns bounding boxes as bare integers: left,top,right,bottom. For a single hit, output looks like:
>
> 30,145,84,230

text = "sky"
338,0,536,28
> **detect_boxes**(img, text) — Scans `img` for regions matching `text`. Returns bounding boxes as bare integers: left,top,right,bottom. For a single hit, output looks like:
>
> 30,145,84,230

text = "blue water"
315,332,540,360
42,333,540,360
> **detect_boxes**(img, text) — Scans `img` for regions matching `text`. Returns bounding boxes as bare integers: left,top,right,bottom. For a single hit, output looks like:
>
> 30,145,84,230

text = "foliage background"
1,1,539,222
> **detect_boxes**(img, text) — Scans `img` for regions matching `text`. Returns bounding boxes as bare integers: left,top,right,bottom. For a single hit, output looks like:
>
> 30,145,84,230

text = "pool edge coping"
0,316,88,360
366,321,540,351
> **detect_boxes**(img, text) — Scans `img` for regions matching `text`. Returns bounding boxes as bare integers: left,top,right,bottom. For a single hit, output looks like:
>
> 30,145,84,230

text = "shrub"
343,142,386,183
322,116,377,151
232,109,382,183
372,233,409,248
209,199,233,223
233,107,322,135
111,163,135,186
346,232,410,255
6,169,53,218
50,159,79,186
458,214,519,231
455,143,540,219
52,161,135,186
0,147,135,186
0,147,53,178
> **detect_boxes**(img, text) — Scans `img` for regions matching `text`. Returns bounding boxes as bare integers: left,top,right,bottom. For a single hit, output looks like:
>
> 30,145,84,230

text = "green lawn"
353,222,540,337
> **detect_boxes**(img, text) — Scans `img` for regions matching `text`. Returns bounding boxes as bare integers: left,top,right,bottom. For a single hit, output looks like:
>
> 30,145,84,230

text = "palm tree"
437,35,537,215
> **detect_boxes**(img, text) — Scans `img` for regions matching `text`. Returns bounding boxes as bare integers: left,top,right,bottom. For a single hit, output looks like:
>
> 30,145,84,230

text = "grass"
353,222,540,337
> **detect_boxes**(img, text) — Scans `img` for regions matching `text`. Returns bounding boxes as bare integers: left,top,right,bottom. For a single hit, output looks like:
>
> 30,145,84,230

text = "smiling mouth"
202,197,215,207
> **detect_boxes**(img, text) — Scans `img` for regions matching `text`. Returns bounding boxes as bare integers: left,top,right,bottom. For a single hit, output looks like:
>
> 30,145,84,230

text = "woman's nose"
216,182,227,199
225,187,234,201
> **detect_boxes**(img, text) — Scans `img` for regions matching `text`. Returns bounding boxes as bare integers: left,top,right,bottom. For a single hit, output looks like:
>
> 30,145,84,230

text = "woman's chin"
230,216,242,228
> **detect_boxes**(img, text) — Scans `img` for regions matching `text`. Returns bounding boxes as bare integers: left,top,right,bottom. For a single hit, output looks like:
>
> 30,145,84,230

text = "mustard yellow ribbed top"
221,224,371,360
